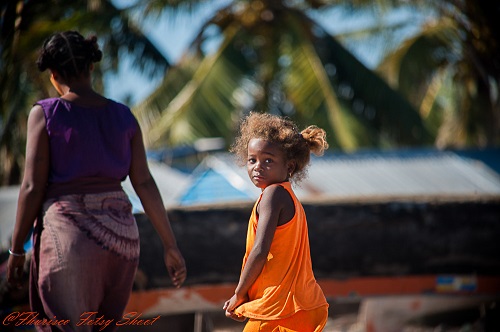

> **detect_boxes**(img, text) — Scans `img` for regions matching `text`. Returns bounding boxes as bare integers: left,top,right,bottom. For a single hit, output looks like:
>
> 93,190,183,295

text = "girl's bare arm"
228,185,291,308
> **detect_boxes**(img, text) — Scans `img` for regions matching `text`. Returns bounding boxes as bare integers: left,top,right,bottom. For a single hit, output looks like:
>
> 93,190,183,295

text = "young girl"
223,112,329,332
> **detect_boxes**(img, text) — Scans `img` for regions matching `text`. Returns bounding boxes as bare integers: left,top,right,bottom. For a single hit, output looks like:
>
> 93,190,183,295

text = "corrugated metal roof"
177,148,500,205
306,152,500,199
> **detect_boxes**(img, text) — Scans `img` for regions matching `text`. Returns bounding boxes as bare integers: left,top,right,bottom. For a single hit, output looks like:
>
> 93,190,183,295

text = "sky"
105,0,231,104
105,1,429,106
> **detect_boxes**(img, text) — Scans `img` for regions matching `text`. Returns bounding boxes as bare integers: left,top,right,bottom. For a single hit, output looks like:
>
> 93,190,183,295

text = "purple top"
36,98,138,198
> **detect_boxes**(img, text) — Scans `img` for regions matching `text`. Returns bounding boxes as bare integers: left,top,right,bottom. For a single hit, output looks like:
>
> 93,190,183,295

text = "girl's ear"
287,161,296,176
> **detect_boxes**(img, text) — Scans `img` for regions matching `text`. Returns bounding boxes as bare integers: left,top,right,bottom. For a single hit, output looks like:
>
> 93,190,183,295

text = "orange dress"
235,182,328,324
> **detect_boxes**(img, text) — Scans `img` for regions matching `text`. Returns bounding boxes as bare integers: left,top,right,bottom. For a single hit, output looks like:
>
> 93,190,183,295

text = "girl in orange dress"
223,112,329,332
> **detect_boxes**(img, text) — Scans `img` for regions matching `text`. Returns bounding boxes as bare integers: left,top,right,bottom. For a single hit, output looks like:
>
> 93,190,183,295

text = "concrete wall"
135,196,500,289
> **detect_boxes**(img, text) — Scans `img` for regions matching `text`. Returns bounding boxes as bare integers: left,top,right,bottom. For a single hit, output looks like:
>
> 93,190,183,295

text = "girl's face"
247,138,293,190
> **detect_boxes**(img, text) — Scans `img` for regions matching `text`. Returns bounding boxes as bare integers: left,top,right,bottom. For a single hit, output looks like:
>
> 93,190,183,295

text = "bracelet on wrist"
8,249,25,257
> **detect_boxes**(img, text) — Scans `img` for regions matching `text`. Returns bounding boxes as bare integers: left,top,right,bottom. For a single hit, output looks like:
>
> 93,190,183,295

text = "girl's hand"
223,293,248,322
7,254,26,288
164,247,186,288
225,310,247,322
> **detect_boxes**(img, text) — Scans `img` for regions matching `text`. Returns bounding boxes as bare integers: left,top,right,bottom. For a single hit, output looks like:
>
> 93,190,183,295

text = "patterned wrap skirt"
30,191,140,332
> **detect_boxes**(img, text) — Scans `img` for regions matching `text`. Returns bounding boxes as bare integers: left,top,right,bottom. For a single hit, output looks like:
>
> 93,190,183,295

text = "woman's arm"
8,106,49,286
224,184,290,315
129,123,186,288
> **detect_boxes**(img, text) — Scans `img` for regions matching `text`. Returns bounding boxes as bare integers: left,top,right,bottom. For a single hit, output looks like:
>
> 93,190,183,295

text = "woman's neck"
59,83,107,107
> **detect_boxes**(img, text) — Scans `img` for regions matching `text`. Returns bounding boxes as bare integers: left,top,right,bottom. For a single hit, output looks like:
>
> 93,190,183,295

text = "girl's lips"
252,175,266,188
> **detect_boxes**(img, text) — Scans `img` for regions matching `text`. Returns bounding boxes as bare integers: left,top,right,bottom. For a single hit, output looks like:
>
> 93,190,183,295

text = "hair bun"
86,35,102,63
301,126,329,156
37,50,51,71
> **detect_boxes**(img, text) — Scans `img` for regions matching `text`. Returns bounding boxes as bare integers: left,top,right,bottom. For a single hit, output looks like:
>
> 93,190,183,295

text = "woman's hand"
223,293,248,322
164,247,186,288
7,254,26,288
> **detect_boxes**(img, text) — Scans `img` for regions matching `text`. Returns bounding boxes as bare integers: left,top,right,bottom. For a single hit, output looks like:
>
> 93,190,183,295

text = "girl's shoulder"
261,183,294,206
262,183,288,194
261,183,295,225
263,181,294,194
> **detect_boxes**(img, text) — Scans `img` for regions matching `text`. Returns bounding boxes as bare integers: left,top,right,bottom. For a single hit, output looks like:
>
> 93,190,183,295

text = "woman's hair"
37,30,102,80
231,112,329,183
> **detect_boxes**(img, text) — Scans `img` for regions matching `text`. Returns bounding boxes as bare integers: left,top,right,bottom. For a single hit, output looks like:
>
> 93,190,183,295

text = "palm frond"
138,20,248,147
284,12,369,150
306,13,432,146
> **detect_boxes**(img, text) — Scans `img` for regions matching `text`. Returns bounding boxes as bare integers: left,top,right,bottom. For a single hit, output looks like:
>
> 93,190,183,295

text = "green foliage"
377,1,500,148
134,0,431,152
0,0,169,185
2,0,498,186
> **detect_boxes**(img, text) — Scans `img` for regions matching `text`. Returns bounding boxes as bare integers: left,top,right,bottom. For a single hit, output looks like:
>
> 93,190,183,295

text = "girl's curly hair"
37,30,102,80
231,112,329,183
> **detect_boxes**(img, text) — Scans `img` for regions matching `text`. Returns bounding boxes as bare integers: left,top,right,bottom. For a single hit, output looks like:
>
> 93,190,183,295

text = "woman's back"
38,97,137,197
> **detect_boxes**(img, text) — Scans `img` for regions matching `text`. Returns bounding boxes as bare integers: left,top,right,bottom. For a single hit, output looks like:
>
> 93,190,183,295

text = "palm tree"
133,0,431,152
0,0,169,185
376,0,500,148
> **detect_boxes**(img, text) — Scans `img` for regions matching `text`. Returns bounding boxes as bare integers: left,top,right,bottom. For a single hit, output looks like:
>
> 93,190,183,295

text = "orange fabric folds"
235,182,328,320
242,306,329,332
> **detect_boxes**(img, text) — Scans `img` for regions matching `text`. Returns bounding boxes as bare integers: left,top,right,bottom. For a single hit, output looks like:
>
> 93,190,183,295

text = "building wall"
135,196,500,289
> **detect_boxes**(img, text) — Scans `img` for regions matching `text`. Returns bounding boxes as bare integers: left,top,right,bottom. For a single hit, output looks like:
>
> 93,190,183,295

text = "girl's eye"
248,158,256,163
265,159,273,163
